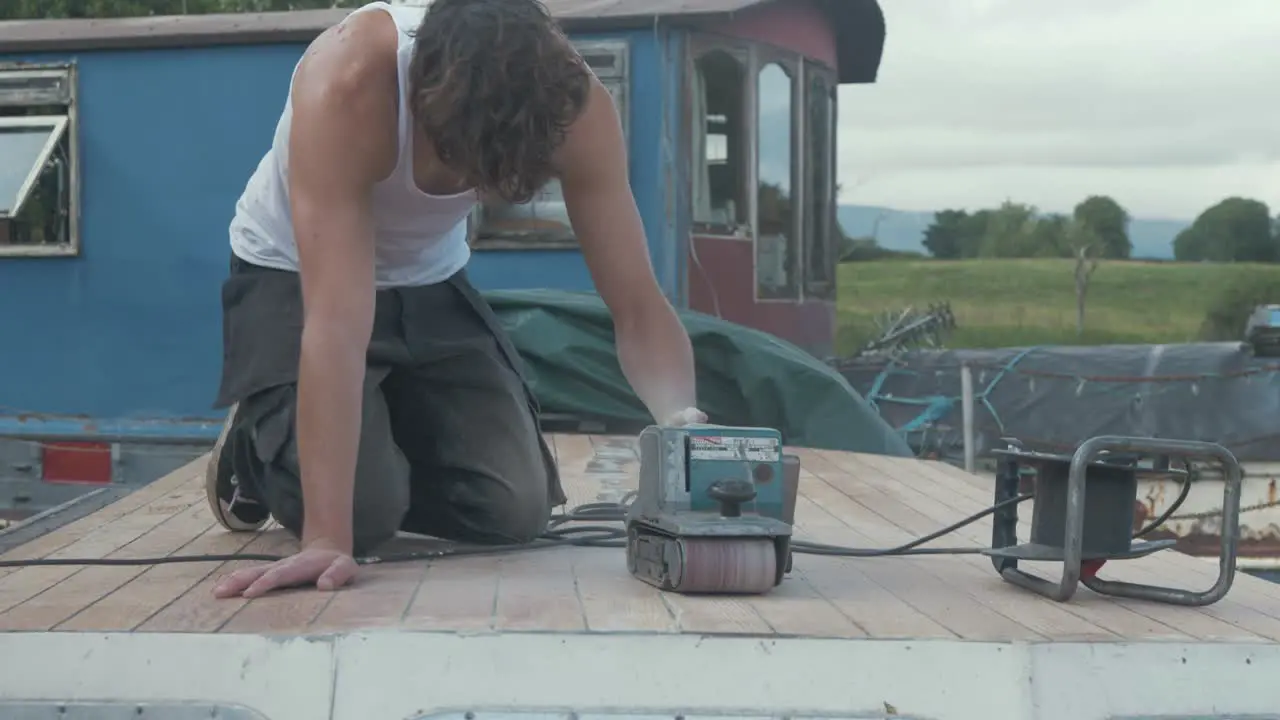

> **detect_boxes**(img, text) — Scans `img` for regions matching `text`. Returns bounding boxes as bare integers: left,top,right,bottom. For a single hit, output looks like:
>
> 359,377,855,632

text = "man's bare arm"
558,80,699,422
287,15,399,554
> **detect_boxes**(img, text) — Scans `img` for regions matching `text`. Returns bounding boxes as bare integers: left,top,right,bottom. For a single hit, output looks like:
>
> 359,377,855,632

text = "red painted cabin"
680,0,884,357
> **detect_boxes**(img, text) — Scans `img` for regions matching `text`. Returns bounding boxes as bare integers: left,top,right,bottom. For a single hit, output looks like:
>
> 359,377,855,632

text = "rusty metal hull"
978,459,1279,568
1135,461,1280,566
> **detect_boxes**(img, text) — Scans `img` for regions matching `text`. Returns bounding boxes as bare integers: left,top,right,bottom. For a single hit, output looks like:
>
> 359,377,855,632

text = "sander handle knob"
707,478,757,517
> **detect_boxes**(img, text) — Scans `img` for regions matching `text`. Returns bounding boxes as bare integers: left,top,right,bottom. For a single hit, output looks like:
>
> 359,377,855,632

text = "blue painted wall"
0,28,675,426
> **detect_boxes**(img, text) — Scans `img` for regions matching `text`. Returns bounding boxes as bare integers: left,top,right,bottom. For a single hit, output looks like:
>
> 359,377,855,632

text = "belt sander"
625,424,797,594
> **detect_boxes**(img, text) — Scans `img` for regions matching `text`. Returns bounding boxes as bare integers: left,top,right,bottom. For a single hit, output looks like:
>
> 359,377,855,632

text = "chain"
1166,497,1280,522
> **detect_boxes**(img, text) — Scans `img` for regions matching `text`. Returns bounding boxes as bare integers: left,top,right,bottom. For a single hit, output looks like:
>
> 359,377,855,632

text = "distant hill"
837,204,1190,260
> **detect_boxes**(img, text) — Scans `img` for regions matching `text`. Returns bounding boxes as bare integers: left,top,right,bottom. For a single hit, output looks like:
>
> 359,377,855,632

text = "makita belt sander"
625,424,799,594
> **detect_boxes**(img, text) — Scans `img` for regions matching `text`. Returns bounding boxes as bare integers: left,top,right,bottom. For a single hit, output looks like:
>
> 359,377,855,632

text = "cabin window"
691,48,748,233
0,64,78,258
754,57,800,301
471,39,629,250
802,67,837,297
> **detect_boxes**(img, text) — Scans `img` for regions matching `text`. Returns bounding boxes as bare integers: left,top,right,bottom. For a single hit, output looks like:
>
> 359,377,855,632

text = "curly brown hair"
409,0,592,204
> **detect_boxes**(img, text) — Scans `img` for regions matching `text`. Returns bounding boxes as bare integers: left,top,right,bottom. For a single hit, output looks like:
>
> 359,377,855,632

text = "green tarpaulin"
485,289,912,457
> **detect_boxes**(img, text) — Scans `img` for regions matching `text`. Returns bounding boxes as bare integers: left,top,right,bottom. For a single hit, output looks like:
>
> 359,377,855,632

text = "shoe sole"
205,402,267,532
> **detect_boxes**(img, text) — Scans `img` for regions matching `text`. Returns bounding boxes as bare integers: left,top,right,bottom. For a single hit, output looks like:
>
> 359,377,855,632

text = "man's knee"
480,470,553,544
350,408,411,555
417,448,553,545
235,376,411,556
452,397,555,544
470,421,558,544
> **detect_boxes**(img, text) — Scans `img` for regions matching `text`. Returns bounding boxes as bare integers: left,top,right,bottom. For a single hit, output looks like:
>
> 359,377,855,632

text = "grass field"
835,258,1280,354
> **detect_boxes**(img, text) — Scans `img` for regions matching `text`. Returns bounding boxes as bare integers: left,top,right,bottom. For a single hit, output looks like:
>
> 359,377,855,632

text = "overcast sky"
836,0,1279,220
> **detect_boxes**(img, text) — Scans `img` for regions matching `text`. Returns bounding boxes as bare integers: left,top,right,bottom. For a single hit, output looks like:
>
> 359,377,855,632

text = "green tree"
979,201,1040,258
1199,277,1280,341
1073,195,1131,259
921,209,969,259
1029,213,1071,258
921,209,992,259
958,209,991,258
1173,197,1276,262
1172,225,1208,261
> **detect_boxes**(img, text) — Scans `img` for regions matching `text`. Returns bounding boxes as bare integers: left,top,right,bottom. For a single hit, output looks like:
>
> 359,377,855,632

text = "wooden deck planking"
0,433,1276,640
57,519,265,632
140,526,302,632
814,450,1198,640
815,451,1232,641
557,434,681,633
799,464,1083,641
0,459,202,584
847,450,1279,640
0,474,205,623
856,450,1280,639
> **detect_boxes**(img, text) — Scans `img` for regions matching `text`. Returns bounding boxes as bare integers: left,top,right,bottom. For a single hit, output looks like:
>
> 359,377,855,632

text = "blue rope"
977,347,1035,432
898,396,954,432
863,360,902,413
866,348,1037,436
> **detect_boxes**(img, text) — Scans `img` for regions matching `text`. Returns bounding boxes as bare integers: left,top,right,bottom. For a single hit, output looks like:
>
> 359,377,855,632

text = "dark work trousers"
214,254,566,556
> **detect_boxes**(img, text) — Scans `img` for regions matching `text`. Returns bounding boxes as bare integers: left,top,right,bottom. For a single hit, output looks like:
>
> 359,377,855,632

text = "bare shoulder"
295,9,398,100
556,77,626,179
289,9,401,185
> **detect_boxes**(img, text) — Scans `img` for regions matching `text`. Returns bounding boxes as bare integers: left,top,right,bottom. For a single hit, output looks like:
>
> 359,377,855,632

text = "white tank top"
228,1,474,289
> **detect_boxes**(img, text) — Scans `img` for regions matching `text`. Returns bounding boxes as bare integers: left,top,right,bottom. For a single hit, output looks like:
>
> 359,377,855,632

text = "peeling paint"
1133,463,1280,558
0,414,223,445
984,461,1280,561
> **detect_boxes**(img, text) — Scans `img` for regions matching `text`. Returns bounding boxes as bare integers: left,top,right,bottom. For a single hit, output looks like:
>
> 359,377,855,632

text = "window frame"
801,60,838,299
685,33,843,305
469,38,630,251
0,62,79,259
750,46,802,303
687,35,752,238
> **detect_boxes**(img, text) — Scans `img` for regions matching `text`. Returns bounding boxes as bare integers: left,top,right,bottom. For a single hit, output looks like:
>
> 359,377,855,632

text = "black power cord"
1132,459,1194,538
2,457,1197,570
0,491,1034,569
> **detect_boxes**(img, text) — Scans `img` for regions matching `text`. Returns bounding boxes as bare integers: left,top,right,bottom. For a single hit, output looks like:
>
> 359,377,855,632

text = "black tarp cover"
837,343,1280,462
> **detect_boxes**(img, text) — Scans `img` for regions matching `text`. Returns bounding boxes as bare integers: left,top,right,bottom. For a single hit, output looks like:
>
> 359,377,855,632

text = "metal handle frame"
992,435,1242,605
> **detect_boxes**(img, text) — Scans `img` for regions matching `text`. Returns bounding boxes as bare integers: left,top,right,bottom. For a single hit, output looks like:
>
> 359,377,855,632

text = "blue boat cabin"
0,0,883,493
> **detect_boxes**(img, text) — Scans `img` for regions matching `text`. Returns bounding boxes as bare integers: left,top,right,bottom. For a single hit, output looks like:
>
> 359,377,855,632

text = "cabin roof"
0,0,884,84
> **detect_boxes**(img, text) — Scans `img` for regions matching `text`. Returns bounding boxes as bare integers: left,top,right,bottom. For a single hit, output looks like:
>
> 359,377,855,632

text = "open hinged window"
690,40,750,235
1,116,68,223
753,48,801,302
686,35,842,304
0,64,78,257
471,39,630,250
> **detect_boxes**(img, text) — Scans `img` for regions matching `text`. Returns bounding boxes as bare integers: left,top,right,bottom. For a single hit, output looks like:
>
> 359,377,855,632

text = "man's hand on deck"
213,540,358,598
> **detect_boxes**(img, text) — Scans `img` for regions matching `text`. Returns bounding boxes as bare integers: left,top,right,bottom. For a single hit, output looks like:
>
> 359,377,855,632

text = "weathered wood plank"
1,435,1276,643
